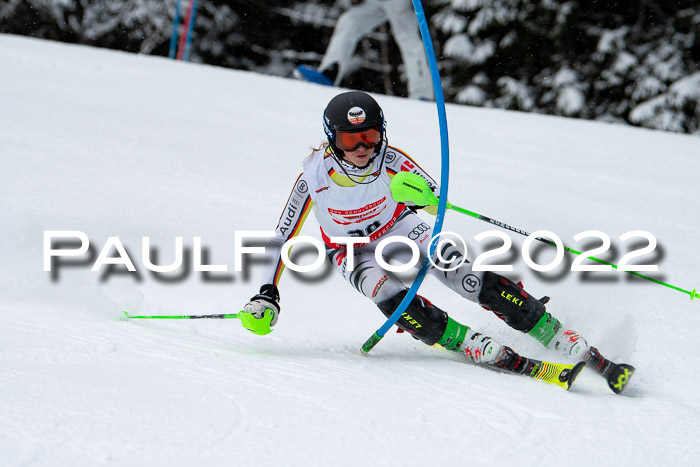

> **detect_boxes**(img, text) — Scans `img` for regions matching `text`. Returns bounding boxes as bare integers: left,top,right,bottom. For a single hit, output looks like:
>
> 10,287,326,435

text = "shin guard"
478,272,546,333
376,291,448,346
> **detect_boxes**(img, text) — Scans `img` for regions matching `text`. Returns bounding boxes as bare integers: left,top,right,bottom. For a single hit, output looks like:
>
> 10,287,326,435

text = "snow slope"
2,34,700,466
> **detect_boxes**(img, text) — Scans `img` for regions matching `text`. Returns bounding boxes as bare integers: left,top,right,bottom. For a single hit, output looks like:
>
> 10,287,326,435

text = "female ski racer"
244,91,634,393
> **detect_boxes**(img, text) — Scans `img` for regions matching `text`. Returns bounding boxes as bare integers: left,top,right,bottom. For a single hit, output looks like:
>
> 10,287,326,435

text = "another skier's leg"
319,2,388,85
382,0,432,100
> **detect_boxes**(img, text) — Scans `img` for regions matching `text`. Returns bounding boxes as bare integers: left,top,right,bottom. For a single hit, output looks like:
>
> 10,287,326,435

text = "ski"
294,65,334,86
492,346,586,390
606,363,636,394
584,347,635,394
526,360,587,390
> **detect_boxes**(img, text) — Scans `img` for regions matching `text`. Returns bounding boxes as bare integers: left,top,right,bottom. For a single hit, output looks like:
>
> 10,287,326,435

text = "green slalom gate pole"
390,171,700,302
121,309,276,334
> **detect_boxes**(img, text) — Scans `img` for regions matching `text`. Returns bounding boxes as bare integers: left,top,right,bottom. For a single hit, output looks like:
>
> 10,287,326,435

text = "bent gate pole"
361,0,451,353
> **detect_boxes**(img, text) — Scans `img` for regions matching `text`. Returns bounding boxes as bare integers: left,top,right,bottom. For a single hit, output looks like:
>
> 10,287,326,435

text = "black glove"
407,204,426,213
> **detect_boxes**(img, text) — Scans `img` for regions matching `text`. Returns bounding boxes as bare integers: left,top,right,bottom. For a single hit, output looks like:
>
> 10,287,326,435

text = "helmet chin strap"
345,148,377,169
332,137,388,185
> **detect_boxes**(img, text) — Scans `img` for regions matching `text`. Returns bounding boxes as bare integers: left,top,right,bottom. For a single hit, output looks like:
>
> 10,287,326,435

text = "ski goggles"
335,127,382,152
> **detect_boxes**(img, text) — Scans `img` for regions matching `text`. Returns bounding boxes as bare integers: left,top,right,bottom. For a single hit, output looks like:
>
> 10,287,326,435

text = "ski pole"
121,309,275,334
390,171,699,302
123,311,239,320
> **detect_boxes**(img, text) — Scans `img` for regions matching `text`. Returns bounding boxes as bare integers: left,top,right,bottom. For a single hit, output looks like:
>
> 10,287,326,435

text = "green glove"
390,171,439,207
238,309,274,335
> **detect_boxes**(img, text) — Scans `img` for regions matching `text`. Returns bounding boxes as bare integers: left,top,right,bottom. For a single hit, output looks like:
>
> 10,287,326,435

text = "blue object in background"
295,65,334,86
168,0,181,59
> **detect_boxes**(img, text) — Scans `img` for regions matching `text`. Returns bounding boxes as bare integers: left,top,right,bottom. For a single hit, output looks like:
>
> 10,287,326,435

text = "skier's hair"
307,142,329,158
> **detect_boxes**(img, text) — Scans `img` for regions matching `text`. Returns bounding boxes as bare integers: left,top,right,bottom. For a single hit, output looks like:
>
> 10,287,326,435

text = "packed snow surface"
2,34,700,466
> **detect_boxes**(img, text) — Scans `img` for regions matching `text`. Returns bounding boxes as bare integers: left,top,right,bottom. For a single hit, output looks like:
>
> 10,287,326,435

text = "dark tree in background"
1,0,698,133
431,0,700,133
0,0,174,54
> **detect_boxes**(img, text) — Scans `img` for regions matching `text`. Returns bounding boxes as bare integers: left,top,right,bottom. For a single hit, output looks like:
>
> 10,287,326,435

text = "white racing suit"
258,143,498,348
260,143,482,307
325,213,483,305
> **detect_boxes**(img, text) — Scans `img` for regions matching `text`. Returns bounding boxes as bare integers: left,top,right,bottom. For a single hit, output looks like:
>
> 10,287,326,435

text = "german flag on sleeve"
272,193,313,285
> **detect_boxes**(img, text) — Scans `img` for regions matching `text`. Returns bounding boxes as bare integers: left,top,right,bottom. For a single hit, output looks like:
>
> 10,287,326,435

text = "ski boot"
531,312,636,394
460,331,585,391
550,326,635,394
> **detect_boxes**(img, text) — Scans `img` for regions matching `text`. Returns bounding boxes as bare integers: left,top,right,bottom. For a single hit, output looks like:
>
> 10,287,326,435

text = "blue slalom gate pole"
182,0,199,62
168,0,182,59
361,0,450,353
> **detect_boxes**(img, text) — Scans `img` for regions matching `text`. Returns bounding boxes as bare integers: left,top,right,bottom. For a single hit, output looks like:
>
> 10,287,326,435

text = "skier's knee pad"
376,290,448,346
478,272,545,332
